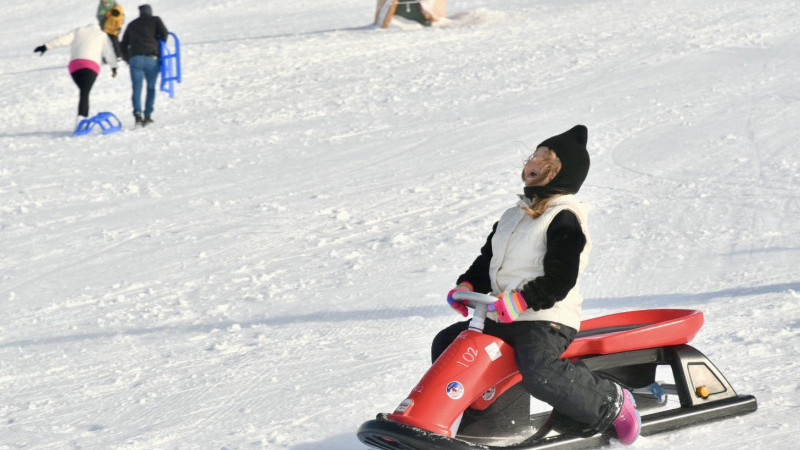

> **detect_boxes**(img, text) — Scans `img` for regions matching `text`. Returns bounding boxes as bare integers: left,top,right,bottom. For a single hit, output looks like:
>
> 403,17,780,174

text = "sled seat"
561,309,703,360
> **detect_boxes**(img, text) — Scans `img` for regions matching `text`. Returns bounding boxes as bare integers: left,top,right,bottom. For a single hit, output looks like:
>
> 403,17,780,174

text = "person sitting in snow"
33,23,118,130
433,125,642,445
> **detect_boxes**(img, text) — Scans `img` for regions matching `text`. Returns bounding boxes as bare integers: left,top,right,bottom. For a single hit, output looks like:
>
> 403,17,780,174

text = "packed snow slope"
1,0,799,448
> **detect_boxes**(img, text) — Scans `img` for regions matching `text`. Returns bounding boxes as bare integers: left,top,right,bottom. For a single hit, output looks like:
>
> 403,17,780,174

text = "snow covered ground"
1,0,799,448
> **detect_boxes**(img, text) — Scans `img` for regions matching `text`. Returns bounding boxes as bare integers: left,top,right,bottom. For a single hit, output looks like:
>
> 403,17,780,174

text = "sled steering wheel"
451,291,497,332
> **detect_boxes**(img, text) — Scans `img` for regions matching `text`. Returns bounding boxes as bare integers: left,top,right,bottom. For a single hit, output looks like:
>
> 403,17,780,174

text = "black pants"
432,319,621,431
70,69,98,117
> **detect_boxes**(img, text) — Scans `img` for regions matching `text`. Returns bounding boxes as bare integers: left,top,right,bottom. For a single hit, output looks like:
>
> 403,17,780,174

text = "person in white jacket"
435,125,642,445
34,23,118,127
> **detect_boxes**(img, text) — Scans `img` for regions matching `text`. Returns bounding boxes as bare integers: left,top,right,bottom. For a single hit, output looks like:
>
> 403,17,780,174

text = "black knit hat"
536,125,590,194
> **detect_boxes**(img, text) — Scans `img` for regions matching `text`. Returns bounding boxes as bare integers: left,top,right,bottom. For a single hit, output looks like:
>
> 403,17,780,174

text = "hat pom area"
570,125,588,146
538,125,587,150
535,125,590,194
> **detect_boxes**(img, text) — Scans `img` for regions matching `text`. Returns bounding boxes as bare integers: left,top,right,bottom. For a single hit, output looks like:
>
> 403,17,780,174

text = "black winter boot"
134,113,144,126
143,115,154,126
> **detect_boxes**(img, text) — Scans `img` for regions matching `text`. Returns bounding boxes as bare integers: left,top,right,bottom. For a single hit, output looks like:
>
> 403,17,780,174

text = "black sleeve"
455,222,497,294
119,29,129,60
519,210,586,311
156,18,169,42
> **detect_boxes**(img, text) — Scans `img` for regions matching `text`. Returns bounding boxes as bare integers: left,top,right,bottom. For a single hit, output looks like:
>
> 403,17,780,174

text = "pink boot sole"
613,389,642,445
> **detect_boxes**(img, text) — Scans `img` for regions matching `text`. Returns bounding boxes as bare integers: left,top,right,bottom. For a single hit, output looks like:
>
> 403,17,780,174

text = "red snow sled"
357,292,757,449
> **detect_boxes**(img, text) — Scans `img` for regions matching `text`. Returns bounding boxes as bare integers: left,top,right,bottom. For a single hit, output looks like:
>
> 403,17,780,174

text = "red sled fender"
387,330,519,437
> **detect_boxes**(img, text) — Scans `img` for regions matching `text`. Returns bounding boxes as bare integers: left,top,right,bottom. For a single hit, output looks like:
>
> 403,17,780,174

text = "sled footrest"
641,394,757,436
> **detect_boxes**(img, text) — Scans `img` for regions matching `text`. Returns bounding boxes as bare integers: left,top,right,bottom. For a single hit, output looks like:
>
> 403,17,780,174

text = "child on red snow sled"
433,125,642,445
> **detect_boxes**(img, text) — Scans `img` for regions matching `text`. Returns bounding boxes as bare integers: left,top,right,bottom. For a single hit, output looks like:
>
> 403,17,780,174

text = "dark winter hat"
139,4,153,16
536,125,590,194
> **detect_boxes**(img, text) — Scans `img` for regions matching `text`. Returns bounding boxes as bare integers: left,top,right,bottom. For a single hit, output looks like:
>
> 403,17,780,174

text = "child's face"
522,147,561,187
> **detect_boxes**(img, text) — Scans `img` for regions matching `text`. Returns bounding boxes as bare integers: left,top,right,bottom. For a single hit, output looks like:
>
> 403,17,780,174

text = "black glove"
34,45,47,56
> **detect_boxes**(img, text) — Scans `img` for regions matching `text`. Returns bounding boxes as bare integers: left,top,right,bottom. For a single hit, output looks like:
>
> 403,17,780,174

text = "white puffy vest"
488,195,591,330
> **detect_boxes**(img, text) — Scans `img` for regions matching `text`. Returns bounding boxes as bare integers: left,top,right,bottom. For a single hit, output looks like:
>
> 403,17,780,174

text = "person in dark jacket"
120,4,168,126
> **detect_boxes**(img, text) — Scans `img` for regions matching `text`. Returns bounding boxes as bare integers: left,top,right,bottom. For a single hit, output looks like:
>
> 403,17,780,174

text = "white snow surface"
2,0,799,448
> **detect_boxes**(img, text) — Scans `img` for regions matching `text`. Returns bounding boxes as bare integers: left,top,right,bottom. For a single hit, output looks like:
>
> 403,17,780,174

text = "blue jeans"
129,55,160,116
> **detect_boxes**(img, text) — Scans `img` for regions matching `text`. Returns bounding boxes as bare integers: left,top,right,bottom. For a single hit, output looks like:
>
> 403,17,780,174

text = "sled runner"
357,292,757,449
73,111,122,136
159,32,181,98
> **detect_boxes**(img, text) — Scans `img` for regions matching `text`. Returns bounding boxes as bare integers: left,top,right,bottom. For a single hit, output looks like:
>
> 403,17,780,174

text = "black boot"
134,113,144,126
143,115,154,126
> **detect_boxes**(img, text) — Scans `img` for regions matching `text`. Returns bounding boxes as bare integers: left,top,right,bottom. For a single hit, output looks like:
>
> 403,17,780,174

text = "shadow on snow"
2,281,798,349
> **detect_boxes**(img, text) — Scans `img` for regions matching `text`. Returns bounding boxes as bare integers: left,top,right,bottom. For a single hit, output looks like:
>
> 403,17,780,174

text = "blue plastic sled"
73,111,122,136
159,32,181,98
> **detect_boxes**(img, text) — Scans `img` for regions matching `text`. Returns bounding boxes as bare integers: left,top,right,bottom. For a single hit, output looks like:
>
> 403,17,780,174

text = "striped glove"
446,282,474,317
489,291,528,323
